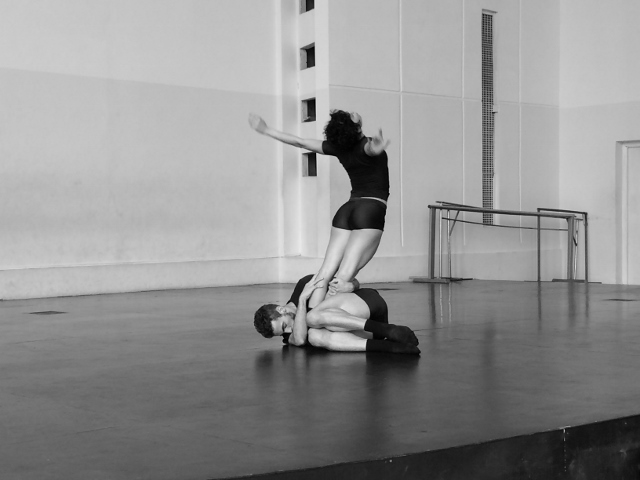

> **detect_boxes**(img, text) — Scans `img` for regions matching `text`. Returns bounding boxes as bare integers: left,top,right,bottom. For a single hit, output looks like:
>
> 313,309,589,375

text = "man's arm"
288,297,310,346
288,276,324,347
249,113,324,154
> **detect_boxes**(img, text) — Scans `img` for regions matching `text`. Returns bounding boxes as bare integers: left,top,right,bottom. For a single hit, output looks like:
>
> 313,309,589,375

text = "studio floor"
2,279,640,479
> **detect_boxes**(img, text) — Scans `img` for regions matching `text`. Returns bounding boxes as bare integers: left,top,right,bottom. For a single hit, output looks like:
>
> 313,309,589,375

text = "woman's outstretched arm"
249,113,324,154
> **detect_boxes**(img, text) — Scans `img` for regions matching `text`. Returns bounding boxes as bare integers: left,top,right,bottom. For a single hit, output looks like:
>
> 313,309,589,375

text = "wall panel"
401,0,463,97
328,0,399,91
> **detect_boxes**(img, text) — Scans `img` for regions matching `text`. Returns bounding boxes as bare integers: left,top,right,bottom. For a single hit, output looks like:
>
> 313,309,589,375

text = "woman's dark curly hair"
254,304,279,338
323,110,362,152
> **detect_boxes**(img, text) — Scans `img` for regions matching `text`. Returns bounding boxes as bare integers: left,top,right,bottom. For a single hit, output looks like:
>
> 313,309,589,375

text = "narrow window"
302,98,316,122
302,153,317,177
300,0,314,13
481,11,496,225
300,44,315,70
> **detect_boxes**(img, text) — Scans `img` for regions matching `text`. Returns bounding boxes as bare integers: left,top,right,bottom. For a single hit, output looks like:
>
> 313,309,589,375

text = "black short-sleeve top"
286,274,314,309
322,137,389,201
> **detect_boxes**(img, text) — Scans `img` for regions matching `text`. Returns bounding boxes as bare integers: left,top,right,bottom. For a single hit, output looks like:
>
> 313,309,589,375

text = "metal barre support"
585,214,589,282
566,216,575,281
428,206,436,279
538,208,589,283
537,216,541,282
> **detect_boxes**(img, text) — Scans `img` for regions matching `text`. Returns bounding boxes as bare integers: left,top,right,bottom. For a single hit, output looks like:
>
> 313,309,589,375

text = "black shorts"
354,288,388,325
332,198,387,231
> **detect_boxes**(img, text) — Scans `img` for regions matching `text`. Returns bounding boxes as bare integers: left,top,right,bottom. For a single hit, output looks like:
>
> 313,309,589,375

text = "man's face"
271,312,294,336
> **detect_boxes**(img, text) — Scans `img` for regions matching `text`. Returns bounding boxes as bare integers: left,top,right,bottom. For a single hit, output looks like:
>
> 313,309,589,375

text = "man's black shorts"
354,288,388,324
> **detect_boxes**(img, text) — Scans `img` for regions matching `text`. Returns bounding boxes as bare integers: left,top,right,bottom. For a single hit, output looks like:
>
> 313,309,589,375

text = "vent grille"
302,152,317,177
300,0,314,13
482,12,495,225
300,44,315,70
302,98,316,123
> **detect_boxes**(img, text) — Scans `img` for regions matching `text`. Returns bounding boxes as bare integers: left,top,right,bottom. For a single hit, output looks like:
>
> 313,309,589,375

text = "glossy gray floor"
1,280,640,479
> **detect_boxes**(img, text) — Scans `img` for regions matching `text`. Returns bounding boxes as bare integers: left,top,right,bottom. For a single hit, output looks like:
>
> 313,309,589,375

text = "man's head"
254,304,295,338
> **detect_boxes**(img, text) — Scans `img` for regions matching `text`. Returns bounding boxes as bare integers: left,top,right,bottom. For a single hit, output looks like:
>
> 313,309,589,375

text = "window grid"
481,13,495,225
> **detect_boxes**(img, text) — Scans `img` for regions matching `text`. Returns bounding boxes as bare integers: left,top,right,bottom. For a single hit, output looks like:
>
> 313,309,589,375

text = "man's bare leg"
307,306,419,346
308,329,420,355
308,329,367,351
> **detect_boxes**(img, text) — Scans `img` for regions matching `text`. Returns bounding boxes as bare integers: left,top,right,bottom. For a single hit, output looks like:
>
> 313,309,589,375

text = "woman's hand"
365,128,390,156
248,113,268,134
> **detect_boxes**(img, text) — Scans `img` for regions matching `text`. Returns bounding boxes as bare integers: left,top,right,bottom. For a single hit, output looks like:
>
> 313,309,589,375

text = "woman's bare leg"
308,227,351,307
328,229,383,295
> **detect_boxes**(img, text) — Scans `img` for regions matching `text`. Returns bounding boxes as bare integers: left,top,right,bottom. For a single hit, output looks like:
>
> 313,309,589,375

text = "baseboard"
0,250,566,300
0,258,281,300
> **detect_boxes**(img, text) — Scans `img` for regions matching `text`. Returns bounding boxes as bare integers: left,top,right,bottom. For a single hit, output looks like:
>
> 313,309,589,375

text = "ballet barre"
424,202,587,283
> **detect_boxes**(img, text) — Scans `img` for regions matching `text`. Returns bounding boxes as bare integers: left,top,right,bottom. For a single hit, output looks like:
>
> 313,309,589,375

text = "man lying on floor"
253,274,420,355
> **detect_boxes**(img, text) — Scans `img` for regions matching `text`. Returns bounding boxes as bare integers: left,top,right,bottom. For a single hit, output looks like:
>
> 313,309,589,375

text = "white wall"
0,0,576,299
0,0,283,299
560,0,640,284
297,0,563,283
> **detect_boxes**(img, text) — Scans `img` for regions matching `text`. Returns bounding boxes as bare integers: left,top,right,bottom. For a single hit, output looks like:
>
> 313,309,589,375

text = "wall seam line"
399,0,404,246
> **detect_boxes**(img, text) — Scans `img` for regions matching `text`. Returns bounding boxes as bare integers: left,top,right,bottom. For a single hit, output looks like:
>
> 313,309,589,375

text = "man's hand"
327,278,356,296
248,113,268,134
300,276,324,301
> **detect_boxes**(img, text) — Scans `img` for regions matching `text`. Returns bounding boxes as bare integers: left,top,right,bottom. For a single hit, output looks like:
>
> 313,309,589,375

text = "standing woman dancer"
248,110,390,304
